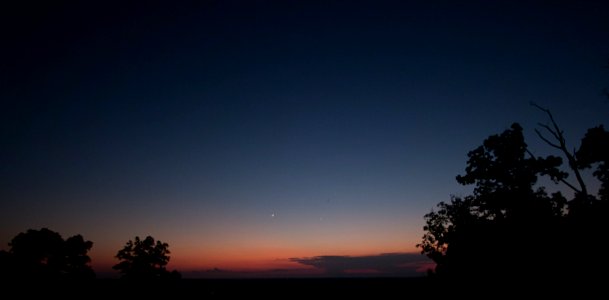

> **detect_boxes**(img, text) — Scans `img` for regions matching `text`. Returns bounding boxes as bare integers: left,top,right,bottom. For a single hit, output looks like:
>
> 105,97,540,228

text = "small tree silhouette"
113,236,180,280
63,234,96,278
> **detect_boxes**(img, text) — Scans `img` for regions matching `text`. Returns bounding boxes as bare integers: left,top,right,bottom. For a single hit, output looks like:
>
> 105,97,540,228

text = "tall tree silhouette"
113,236,180,280
418,123,567,280
0,228,95,279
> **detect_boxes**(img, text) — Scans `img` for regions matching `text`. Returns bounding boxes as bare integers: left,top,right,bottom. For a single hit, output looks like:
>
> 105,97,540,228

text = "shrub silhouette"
113,236,181,280
0,228,95,279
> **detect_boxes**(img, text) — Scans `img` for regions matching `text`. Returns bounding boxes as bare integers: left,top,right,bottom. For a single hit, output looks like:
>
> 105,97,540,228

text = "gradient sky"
1,1,608,277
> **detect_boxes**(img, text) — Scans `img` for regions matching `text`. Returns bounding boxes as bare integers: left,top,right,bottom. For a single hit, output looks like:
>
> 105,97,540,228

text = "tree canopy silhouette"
577,125,609,201
113,236,181,280
418,121,609,281
0,228,95,279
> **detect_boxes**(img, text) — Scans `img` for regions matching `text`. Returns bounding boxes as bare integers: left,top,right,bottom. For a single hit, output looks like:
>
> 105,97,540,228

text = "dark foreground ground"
11,277,600,298
17,277,434,297
166,277,428,297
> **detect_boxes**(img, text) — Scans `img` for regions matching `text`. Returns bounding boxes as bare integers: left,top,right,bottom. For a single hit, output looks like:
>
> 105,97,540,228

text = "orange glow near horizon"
91,240,421,275
85,212,424,275
7,198,427,277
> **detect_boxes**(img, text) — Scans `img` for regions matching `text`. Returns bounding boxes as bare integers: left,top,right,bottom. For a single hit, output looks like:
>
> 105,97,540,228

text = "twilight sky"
1,1,608,277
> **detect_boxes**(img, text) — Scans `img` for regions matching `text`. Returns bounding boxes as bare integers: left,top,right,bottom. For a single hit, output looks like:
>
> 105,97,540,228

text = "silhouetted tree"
113,236,181,280
0,228,95,279
577,125,609,201
63,234,96,279
418,123,567,280
419,112,609,284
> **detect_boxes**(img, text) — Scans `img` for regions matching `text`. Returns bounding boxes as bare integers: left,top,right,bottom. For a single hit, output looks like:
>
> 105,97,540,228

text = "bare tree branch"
531,102,551,115
532,103,566,140
537,123,562,142
558,178,581,194
531,102,588,198
534,129,561,149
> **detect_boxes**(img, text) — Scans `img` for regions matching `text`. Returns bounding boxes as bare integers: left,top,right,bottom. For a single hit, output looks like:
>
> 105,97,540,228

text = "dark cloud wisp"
290,253,433,277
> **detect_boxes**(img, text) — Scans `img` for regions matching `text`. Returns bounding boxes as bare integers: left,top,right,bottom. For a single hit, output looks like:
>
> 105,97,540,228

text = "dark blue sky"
1,1,608,276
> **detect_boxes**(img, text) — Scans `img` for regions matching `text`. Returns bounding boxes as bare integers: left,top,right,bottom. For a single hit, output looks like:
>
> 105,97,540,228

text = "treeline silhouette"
0,229,180,280
418,109,608,284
